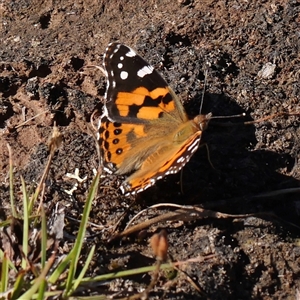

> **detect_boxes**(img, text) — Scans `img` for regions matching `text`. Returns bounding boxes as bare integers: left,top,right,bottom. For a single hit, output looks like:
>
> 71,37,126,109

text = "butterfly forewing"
103,43,187,124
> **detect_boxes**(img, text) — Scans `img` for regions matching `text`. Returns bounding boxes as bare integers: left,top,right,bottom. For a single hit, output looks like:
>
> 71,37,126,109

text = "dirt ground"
1,0,300,299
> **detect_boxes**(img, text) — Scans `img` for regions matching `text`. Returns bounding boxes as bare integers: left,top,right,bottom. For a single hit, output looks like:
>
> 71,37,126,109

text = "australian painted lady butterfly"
98,43,211,195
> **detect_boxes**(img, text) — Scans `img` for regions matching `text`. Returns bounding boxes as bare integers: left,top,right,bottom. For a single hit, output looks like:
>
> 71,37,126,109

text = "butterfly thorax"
172,113,211,144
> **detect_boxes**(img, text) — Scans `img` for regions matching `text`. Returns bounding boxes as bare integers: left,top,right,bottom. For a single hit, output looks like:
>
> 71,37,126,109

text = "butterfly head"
193,112,212,131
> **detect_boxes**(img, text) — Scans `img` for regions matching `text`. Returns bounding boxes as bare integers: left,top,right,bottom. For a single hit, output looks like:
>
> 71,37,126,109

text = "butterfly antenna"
243,111,300,125
199,69,208,115
210,113,246,120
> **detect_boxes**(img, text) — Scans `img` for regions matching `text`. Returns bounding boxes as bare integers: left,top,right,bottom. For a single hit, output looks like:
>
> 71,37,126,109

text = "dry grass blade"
110,203,256,240
111,198,300,241
36,124,62,212
14,110,50,129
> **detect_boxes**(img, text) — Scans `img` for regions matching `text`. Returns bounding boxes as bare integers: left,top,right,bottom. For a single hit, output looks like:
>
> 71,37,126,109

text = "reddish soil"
0,0,300,298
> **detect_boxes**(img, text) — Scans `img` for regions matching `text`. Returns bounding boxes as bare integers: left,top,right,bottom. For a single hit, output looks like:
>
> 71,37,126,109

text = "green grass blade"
40,206,47,268
35,206,48,299
80,262,174,283
37,279,47,300
10,271,25,300
48,251,72,284
0,249,17,272
0,252,9,293
7,144,17,218
21,176,29,270
30,290,62,299
20,250,56,299
68,296,107,300
68,245,95,296
64,170,100,296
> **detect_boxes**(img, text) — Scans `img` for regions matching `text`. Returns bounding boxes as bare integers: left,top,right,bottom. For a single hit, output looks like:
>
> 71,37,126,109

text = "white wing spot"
143,183,152,190
120,71,128,80
137,65,154,78
125,49,136,57
102,104,109,118
191,147,198,154
187,138,201,152
177,156,185,164
120,56,124,61
103,166,114,174
184,156,191,162
118,63,123,69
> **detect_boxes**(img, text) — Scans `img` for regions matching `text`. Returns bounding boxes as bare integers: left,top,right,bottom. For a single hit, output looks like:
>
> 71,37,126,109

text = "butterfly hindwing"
120,129,203,194
99,114,161,175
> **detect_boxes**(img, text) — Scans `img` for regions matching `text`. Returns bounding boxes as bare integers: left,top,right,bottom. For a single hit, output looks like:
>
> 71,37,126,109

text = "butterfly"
98,43,212,195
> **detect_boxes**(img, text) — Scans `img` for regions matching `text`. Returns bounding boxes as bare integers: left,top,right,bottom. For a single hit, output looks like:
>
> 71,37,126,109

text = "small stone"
257,62,276,79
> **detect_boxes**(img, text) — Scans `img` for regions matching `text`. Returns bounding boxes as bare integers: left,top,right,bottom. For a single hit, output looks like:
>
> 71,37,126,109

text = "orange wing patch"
115,87,175,119
100,117,147,169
